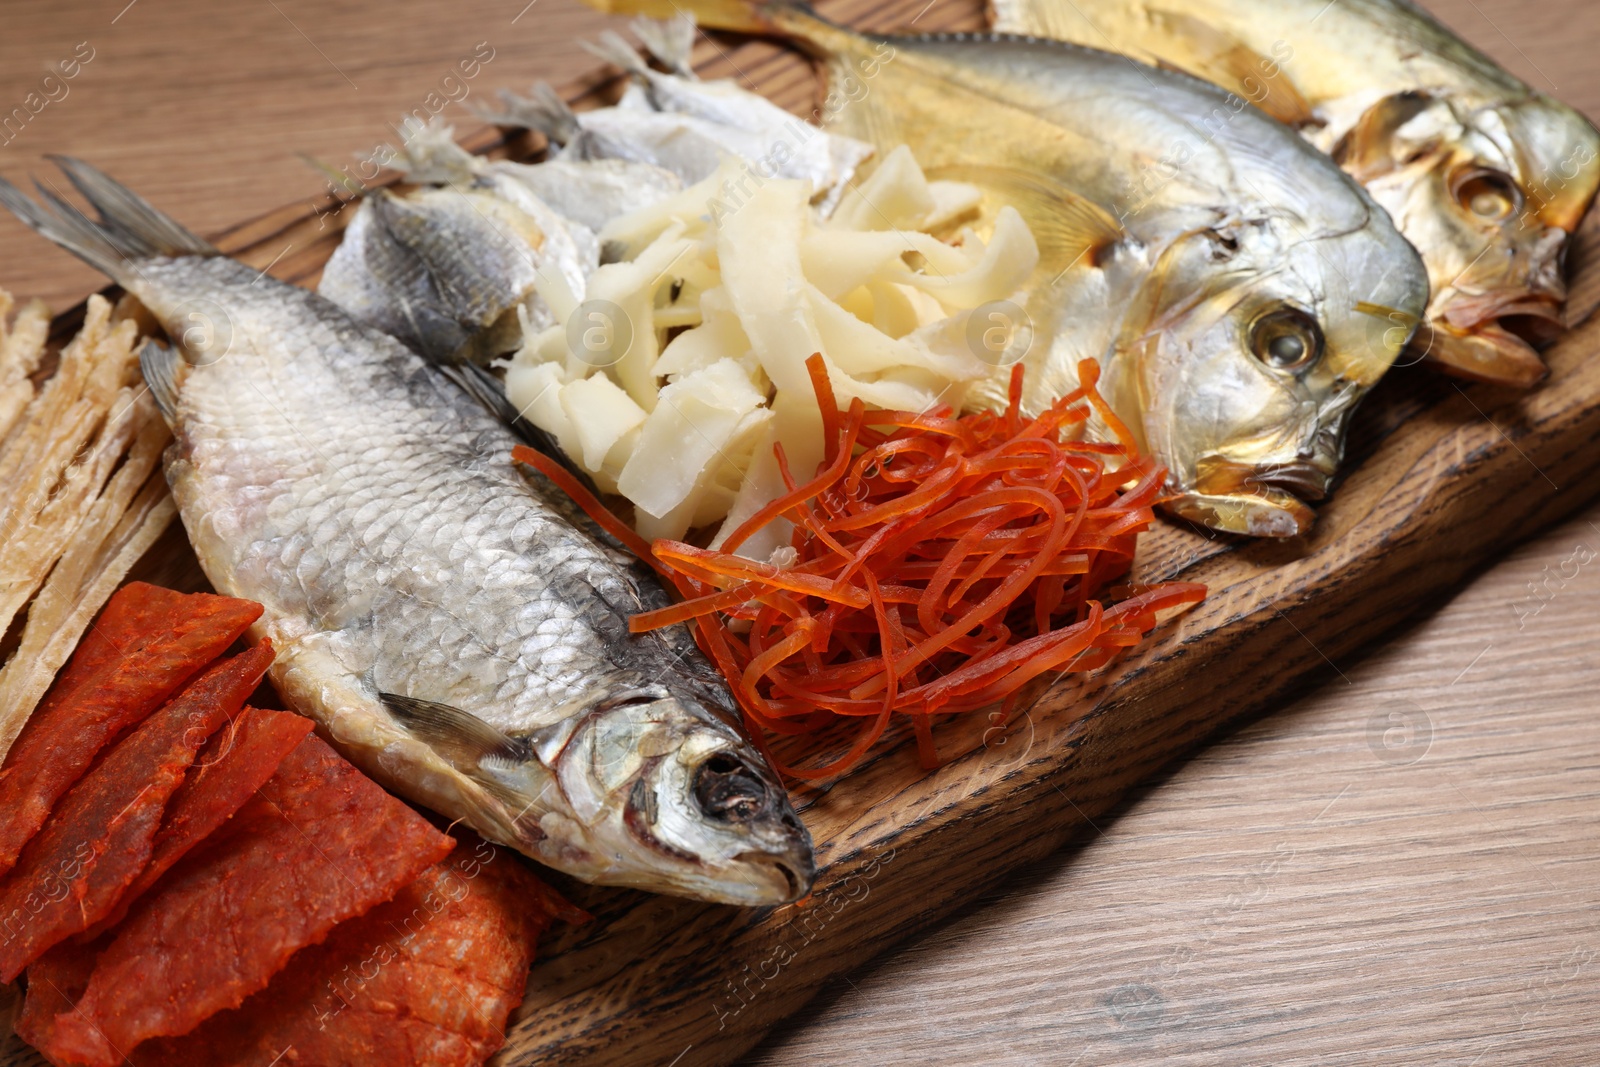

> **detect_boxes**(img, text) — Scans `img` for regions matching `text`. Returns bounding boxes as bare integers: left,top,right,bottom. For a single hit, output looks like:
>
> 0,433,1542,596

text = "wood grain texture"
2,1,1599,1065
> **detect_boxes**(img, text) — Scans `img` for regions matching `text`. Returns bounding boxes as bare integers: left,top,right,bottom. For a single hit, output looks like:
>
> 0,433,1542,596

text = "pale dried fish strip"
0,294,174,760
0,292,50,448
0,388,145,630
0,419,175,757
0,296,138,509
0,297,143,641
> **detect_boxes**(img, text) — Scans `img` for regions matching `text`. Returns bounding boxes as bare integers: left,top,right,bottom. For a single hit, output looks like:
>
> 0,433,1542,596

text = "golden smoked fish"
990,0,1600,387
585,0,1429,537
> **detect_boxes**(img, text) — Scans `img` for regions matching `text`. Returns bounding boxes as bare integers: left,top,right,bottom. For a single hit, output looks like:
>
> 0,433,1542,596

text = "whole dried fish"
990,0,1600,387
0,160,815,906
476,22,873,213
589,0,1430,538
318,119,677,364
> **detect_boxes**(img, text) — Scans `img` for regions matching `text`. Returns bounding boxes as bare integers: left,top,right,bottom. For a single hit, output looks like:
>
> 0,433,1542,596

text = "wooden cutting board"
7,0,1600,1064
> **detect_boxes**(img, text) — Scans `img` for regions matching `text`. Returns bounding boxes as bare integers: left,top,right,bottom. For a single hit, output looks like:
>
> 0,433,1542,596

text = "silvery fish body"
990,0,1600,387
593,0,1430,538
381,114,685,231
317,183,587,363
477,25,873,211
318,119,677,362
0,161,815,906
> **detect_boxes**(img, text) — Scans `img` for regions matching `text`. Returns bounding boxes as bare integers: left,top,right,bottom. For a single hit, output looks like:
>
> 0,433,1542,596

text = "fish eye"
1249,307,1323,372
1452,168,1521,222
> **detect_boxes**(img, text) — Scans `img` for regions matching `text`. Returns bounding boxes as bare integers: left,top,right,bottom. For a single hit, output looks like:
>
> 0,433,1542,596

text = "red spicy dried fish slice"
0,583,262,875
132,833,587,1067
30,583,188,712
0,642,273,982
45,734,456,1067
78,706,314,942
14,934,101,1059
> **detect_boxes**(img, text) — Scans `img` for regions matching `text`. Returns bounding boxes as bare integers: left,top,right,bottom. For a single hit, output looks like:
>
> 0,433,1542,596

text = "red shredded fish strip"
0,583,263,876
0,642,274,982
44,733,455,1067
78,706,314,942
126,832,587,1067
628,357,1207,778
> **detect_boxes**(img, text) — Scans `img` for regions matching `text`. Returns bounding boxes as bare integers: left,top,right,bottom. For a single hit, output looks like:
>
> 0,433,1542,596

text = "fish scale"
0,161,814,905
166,266,639,712
989,0,1600,388
589,0,1429,537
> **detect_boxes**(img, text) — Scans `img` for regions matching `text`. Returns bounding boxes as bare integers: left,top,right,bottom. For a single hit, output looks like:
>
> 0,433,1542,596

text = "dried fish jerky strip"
132,833,584,1067
0,295,141,636
0,643,274,981
0,401,174,761
0,585,262,874
80,706,314,940
47,734,455,1067
0,291,50,447
30,581,191,713
14,934,101,1061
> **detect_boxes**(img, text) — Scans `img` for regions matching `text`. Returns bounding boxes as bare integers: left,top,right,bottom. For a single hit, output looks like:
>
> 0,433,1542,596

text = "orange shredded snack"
521,357,1205,778
642,357,1205,776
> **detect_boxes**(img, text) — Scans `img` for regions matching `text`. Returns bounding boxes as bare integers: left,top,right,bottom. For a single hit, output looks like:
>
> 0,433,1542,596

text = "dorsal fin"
583,30,653,81
470,84,583,146
924,163,1124,272
1147,9,1316,127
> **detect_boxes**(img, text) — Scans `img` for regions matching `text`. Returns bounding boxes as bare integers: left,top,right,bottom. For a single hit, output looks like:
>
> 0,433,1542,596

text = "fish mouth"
692,753,816,904
733,850,816,905
1170,459,1327,538
1418,292,1566,388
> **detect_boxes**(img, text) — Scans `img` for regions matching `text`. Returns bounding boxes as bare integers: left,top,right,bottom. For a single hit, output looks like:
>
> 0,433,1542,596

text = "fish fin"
584,0,773,35
0,158,213,282
471,84,583,146
391,116,480,185
1144,11,1315,128
49,156,216,258
380,693,532,765
583,31,651,81
1331,91,1436,182
138,340,182,423
924,163,1124,270
380,694,541,812
632,14,698,77
299,152,368,199
438,361,600,493
0,176,129,281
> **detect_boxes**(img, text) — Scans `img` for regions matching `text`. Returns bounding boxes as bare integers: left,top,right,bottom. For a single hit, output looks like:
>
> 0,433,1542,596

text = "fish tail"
630,14,698,77
582,30,655,81
471,83,583,145
0,157,214,282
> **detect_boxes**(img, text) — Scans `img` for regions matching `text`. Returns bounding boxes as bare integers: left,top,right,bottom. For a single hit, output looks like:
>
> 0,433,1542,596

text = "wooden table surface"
4,1,1599,1064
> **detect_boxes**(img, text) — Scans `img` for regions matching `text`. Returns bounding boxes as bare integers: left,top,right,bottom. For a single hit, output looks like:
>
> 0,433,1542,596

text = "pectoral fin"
924,163,1124,274
1331,91,1436,181
138,340,182,423
380,693,533,769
